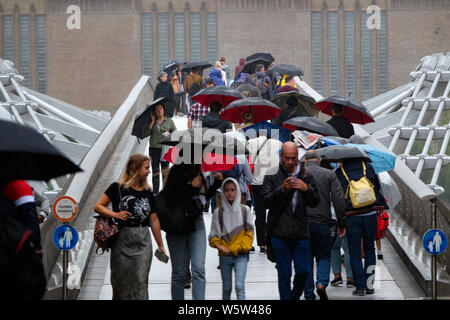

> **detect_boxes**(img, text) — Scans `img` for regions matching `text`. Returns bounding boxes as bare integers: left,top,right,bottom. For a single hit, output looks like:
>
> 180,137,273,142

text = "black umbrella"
0,119,82,182
315,95,375,124
240,58,273,74
192,86,244,107
282,117,339,136
131,97,168,139
220,98,281,124
159,128,248,158
271,89,319,117
246,53,275,63
315,145,372,163
236,83,261,98
266,64,304,78
162,60,179,76
182,61,213,72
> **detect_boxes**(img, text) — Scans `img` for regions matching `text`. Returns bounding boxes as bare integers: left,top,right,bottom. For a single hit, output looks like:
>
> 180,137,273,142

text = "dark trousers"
252,185,267,246
149,147,170,193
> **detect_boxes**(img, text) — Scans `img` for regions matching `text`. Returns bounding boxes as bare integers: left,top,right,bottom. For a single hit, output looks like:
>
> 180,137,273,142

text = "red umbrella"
220,98,281,124
192,86,244,107
162,146,238,172
314,95,374,124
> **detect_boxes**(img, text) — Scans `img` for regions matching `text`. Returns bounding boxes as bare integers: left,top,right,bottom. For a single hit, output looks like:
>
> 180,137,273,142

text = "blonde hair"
118,154,151,190
215,61,222,69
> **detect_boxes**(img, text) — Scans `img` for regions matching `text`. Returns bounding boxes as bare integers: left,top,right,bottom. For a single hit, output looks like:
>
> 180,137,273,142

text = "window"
141,14,152,76
158,13,169,70
36,15,46,93
174,14,185,62
345,11,355,97
3,16,14,62
207,13,217,65
312,12,322,95
20,15,30,87
191,13,201,62
361,11,372,101
328,12,339,96
378,11,388,94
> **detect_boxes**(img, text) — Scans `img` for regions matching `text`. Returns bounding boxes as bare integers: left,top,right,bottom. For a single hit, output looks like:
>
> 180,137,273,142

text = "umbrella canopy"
378,171,402,208
321,136,349,146
266,64,304,78
159,128,248,157
236,83,261,98
282,116,339,136
315,95,375,124
182,61,213,72
342,143,396,174
162,146,238,172
0,119,82,182
242,121,291,143
192,86,244,107
271,89,319,117
246,53,275,63
162,60,179,76
131,97,168,139
220,98,281,124
240,58,273,74
315,145,372,163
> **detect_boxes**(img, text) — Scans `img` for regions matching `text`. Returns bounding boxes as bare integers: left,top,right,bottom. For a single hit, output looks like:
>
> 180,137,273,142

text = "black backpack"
189,82,202,97
0,204,46,300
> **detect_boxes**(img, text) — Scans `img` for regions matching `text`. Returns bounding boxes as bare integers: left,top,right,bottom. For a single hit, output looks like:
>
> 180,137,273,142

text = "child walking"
209,178,254,300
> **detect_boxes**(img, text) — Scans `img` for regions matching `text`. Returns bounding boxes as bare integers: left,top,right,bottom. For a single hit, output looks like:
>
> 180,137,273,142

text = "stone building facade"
1,0,450,113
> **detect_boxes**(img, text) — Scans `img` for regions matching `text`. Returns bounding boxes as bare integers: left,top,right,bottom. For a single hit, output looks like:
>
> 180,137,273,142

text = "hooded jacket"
209,178,254,256
209,69,225,86
200,112,232,133
234,58,246,80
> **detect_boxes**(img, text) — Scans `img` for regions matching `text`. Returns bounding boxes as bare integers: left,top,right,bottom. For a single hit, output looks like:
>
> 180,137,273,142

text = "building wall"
1,0,450,113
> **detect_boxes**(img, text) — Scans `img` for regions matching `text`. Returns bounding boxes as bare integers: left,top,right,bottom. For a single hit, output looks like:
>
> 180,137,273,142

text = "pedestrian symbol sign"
423,229,447,255
53,225,79,250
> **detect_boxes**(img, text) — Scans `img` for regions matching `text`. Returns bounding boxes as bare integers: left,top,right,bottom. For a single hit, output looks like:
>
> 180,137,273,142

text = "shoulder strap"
340,165,350,183
361,161,367,177
219,207,224,233
255,138,269,158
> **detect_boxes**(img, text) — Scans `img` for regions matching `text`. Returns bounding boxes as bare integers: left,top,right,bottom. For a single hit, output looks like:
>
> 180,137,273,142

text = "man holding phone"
262,142,320,300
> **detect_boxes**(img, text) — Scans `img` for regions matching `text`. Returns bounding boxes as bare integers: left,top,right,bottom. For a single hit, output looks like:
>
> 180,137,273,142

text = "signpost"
53,196,78,300
423,200,448,300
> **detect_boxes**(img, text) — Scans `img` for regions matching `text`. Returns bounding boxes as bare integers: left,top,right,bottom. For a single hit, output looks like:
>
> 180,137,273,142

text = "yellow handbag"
341,161,376,209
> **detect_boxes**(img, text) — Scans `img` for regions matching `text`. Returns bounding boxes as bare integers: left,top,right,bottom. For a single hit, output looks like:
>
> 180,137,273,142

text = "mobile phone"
155,249,169,263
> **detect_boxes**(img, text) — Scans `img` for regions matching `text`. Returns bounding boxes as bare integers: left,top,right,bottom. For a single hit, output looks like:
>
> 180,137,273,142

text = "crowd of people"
0,55,391,301
91,55,391,301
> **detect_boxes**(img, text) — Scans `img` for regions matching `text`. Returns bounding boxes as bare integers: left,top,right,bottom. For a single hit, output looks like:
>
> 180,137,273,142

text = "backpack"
253,75,270,97
189,81,202,97
340,161,377,209
0,210,46,299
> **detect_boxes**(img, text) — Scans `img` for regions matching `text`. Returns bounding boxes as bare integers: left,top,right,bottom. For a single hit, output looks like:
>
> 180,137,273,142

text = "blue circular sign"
422,229,447,255
53,225,79,250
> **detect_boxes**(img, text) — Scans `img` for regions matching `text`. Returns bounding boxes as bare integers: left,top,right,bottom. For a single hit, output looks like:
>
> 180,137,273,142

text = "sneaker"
259,246,266,254
352,289,365,296
366,288,375,295
217,264,221,270
249,246,255,253
346,279,355,288
316,286,328,300
330,277,343,287
377,253,384,260
184,282,191,289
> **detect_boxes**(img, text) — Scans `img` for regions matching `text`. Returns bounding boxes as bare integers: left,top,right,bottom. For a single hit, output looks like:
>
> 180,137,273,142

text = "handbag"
156,191,201,235
341,161,377,209
93,184,121,254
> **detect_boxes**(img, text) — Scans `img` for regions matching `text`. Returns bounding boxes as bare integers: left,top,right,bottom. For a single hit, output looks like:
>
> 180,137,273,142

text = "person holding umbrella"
326,104,355,139
184,68,205,111
148,102,177,193
187,78,215,129
154,71,176,118
272,86,309,126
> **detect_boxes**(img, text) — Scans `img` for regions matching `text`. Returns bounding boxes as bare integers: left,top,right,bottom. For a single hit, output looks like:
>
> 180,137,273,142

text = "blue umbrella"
342,143,396,174
242,121,291,143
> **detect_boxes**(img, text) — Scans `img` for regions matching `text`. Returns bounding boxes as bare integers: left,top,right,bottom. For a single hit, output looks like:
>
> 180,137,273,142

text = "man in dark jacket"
154,71,176,118
262,142,320,300
335,158,388,296
326,104,355,138
252,64,272,100
200,101,232,133
302,150,346,300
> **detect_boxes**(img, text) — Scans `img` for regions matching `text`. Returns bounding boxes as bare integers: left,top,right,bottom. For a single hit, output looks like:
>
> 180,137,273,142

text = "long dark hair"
164,164,207,193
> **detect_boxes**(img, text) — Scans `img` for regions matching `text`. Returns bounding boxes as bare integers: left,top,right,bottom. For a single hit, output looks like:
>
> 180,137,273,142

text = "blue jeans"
331,234,353,279
271,236,310,300
219,254,248,300
304,222,332,300
346,214,377,291
166,216,206,300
